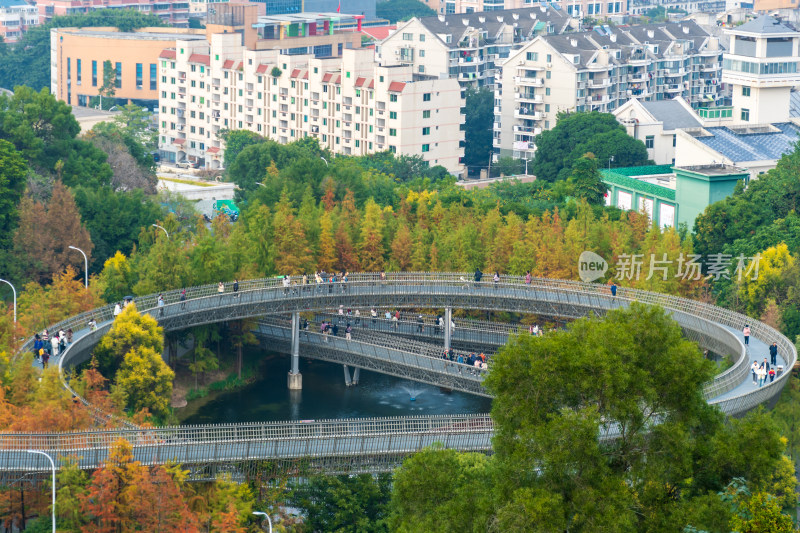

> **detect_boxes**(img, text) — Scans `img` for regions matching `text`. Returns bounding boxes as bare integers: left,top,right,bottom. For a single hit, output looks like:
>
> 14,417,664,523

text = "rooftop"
601,165,676,200
731,15,798,36
690,122,800,162
674,164,749,176
641,100,702,130
58,28,205,41
0,0,29,7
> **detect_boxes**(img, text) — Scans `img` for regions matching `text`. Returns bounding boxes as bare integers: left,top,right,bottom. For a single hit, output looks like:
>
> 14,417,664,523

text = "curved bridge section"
5,273,795,477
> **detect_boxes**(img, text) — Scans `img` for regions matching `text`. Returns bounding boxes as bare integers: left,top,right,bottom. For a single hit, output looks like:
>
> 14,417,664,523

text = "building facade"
495,20,724,160
723,15,800,125
157,6,464,174
37,0,190,26
0,0,38,43
376,7,576,88
423,0,628,17
51,27,206,108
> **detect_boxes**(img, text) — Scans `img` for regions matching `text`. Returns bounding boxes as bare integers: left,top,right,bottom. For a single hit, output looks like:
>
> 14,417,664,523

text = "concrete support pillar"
343,364,353,386
352,367,360,385
288,312,302,390
444,307,452,353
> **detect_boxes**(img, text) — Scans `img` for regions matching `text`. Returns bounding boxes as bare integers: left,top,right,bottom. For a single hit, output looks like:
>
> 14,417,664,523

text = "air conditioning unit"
546,62,552,68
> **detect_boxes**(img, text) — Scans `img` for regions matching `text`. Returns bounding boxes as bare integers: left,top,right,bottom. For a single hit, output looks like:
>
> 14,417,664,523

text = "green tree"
97,251,136,302
292,473,392,533
463,87,493,172
219,129,264,168
376,0,435,22
92,303,164,379
568,153,607,204
111,344,174,418
98,59,116,108
532,111,649,181
0,139,27,249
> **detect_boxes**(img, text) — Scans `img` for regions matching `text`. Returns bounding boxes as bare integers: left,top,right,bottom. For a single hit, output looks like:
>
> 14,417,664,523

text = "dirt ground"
170,359,228,408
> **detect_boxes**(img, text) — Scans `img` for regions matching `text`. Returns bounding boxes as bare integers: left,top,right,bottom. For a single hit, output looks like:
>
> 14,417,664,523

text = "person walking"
751,360,759,384
769,367,776,383
371,308,377,327
525,271,532,286
417,315,424,333
392,311,398,330
345,323,352,341
157,294,165,316
770,342,778,366
493,271,500,288
474,267,483,288
282,276,290,295
66,328,73,344
50,334,59,357
355,309,361,326
41,350,50,369
743,325,750,346
758,364,766,387
180,289,187,309
113,303,122,318
610,282,617,297
233,279,239,298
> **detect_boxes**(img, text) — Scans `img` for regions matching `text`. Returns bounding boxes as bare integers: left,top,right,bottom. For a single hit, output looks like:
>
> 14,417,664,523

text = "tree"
491,156,523,178
96,252,135,303
13,182,94,283
463,87,493,172
219,129,264,168
737,243,794,316
0,139,27,249
292,473,392,533
568,153,607,204
376,0,435,22
359,199,386,271
98,60,117,109
532,112,649,181
111,344,175,419
92,303,163,379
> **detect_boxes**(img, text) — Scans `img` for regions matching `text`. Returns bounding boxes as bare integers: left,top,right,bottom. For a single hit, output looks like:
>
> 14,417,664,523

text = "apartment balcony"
700,63,721,72
458,55,484,65
588,78,611,88
665,84,683,93
628,74,648,83
515,76,544,87
514,109,542,120
458,72,478,82
515,92,543,104
663,68,686,77
588,94,610,104
586,63,612,72
626,89,651,98
493,122,501,132
513,125,542,135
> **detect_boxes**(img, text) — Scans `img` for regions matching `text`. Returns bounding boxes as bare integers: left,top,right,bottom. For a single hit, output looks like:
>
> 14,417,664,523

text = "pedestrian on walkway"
346,323,352,341
610,282,617,297
180,289,187,309
493,271,500,288
282,276,290,295
42,350,50,369
751,360,759,384
67,328,73,344
158,294,165,316
51,334,59,357
113,303,122,318
770,342,778,366
743,324,750,346
417,315,424,333
371,308,377,326
233,279,239,297
769,367,776,383
355,309,361,325
392,311,398,329
758,364,766,387
218,281,225,294
474,267,483,288
525,271,532,286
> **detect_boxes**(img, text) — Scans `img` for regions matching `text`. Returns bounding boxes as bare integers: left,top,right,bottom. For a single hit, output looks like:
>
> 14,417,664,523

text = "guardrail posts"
444,307,452,353
288,312,302,390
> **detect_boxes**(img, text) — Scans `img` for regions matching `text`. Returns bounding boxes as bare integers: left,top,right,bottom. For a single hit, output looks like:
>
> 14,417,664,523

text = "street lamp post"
68,246,88,289
151,224,170,240
320,156,329,167
608,155,615,170
252,511,273,533
0,278,16,323
27,450,56,533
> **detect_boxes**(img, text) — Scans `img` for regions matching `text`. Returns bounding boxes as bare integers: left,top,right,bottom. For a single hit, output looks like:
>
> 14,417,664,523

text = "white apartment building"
0,0,38,43
495,20,724,160
158,34,465,174
377,7,576,88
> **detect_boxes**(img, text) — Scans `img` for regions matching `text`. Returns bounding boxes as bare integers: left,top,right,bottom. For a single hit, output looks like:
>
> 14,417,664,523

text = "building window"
423,93,431,101
546,54,551,62
390,94,398,102
419,65,425,73
402,33,412,40
150,64,157,90
389,128,397,136
422,127,430,135
115,62,122,88
136,63,143,89
92,60,97,86
422,143,430,152
546,71,551,79
389,111,397,119
672,134,676,147
389,145,396,153
526,52,538,61
742,86,750,97
420,50,425,57
423,110,430,118
76,59,81,85
645,135,654,149
741,108,750,121
546,88,551,95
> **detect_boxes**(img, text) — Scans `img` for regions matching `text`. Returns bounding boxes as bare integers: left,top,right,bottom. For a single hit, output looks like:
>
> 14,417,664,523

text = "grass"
183,347,262,402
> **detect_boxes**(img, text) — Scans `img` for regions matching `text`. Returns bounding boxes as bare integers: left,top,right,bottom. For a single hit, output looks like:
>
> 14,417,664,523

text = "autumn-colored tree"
92,303,163,379
317,211,338,272
111,344,174,419
127,466,200,531
271,190,313,274
97,251,135,303
81,439,137,532
17,266,104,334
13,181,93,283
359,199,386,271
335,227,360,272
390,221,413,271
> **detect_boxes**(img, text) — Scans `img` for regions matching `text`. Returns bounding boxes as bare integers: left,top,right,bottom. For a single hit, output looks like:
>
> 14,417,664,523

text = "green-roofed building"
601,164,748,229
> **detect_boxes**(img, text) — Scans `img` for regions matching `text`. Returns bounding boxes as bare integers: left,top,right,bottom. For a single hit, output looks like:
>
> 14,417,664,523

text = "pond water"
179,352,492,425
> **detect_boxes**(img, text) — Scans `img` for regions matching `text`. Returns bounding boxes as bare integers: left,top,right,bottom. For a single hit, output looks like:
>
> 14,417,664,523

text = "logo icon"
578,251,608,282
